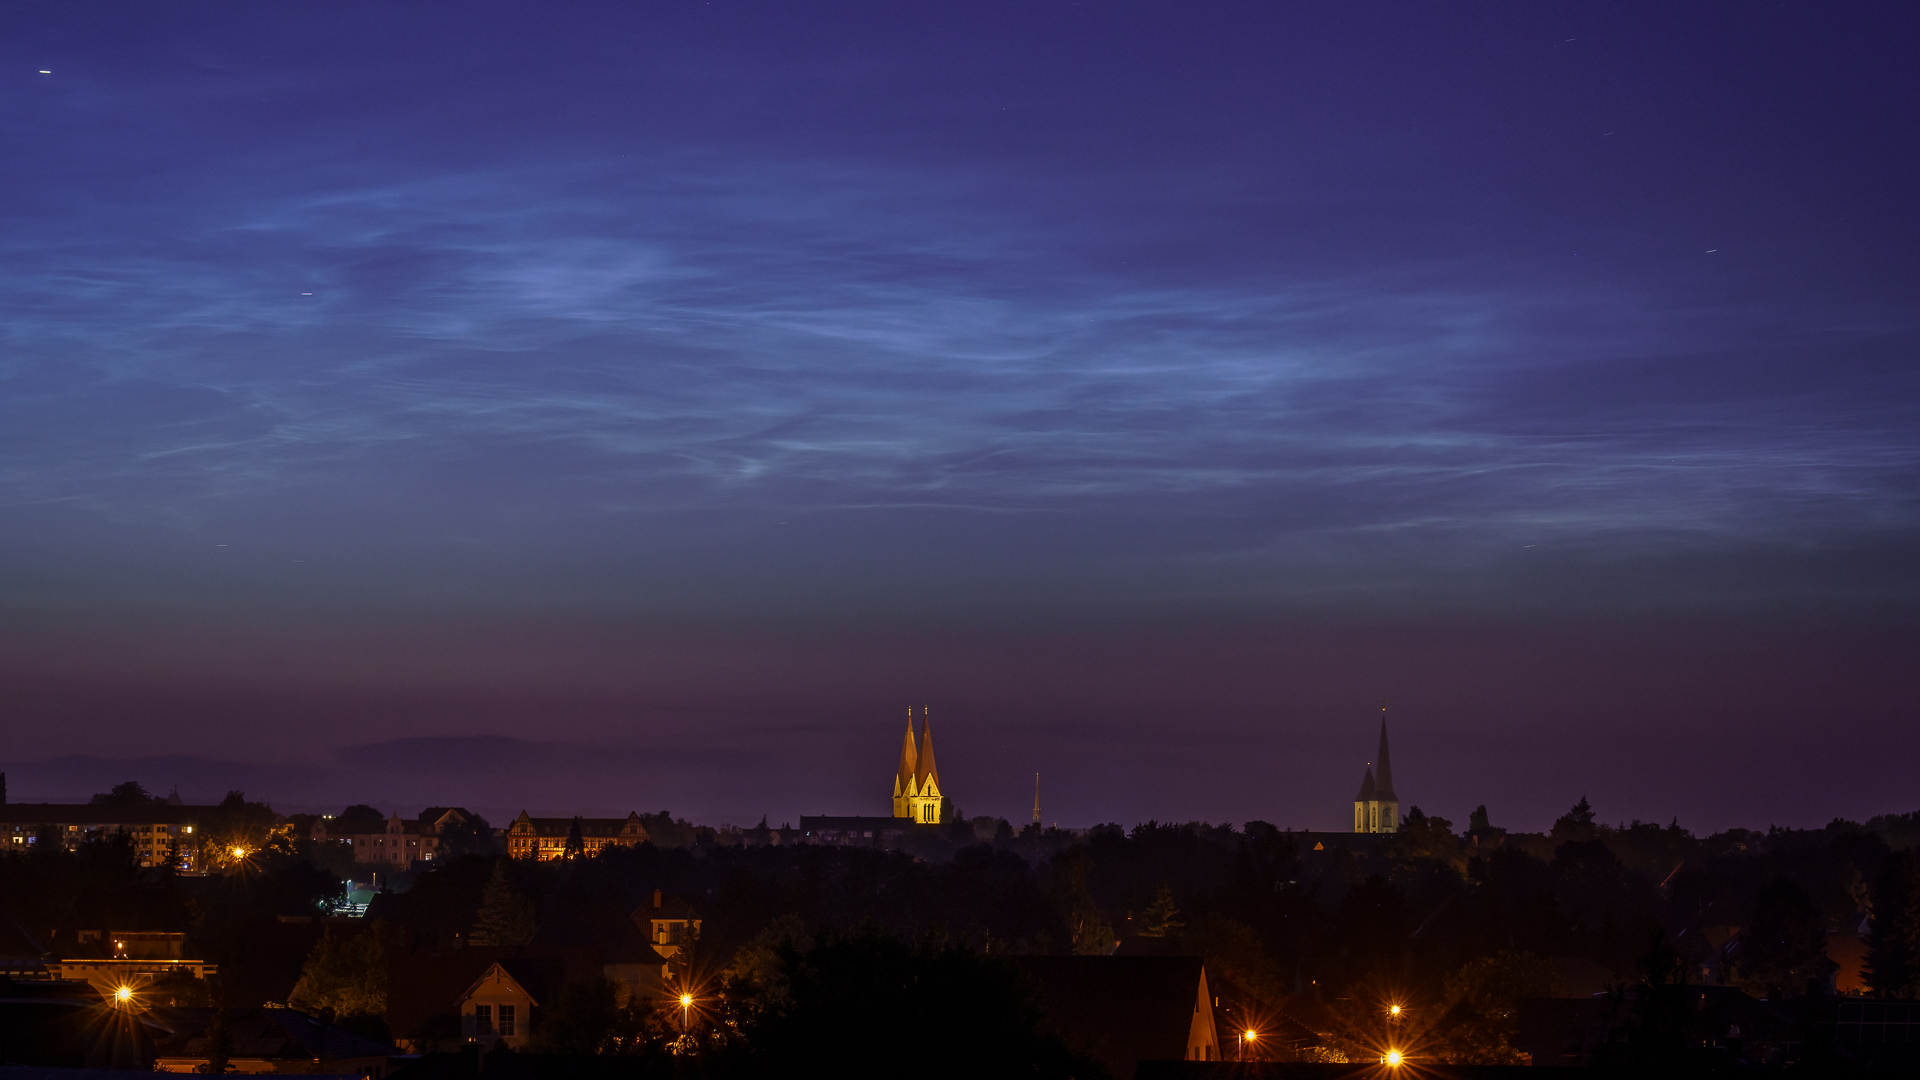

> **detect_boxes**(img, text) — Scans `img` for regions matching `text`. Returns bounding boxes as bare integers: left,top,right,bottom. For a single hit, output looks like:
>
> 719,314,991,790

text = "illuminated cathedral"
1353,709,1400,834
891,707,949,824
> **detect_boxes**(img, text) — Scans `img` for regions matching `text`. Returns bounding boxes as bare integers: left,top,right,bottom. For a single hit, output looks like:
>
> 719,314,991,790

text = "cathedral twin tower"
892,708,948,824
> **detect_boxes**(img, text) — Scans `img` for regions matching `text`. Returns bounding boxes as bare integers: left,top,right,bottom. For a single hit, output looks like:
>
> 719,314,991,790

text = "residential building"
633,891,701,959
0,803,207,872
503,811,648,860
311,807,473,869
458,963,537,1049
387,945,664,1054
796,815,912,847
50,953,218,999
43,890,215,997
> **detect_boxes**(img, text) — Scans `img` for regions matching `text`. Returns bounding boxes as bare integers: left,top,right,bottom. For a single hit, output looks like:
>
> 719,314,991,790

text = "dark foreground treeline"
6,795,1920,1074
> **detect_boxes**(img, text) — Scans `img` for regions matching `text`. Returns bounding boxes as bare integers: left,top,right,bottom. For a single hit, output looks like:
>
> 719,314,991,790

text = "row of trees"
10,785,1920,1070
342,798,1920,1065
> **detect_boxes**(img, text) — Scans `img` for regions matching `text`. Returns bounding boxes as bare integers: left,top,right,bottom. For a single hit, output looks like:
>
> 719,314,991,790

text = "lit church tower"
908,710,945,824
1352,707,1400,834
891,708,949,824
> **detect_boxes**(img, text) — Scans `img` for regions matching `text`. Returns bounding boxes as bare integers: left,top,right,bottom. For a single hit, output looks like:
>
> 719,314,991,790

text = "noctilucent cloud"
2,4,1916,832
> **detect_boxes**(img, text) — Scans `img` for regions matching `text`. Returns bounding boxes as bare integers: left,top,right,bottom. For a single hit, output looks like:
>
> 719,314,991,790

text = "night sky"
3,3,1916,833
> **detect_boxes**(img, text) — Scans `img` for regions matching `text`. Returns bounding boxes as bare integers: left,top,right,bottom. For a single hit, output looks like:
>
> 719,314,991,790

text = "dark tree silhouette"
434,813,496,857
564,816,587,859
1550,797,1600,844
1868,850,1920,997
1735,877,1830,998
200,1006,235,1074
718,929,1096,1079
469,859,537,946
336,804,386,831
89,781,158,807
1597,932,1695,1074
1139,882,1185,938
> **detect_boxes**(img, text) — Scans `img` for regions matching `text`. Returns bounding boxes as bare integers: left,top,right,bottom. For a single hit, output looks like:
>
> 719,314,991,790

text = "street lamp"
1382,1001,1406,1067
679,993,693,1033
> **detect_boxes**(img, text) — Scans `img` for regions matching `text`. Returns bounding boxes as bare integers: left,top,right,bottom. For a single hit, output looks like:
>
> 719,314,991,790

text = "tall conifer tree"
470,859,538,946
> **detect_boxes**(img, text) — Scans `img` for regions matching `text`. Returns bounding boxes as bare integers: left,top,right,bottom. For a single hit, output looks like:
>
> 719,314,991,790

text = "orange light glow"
114,985,133,1003
1243,1029,1258,1041
680,993,693,1007
229,846,248,860
1385,1049,1404,1067
1389,1004,1402,1017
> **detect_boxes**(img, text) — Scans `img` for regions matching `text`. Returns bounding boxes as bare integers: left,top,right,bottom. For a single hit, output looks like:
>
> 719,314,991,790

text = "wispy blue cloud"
0,3,1914,622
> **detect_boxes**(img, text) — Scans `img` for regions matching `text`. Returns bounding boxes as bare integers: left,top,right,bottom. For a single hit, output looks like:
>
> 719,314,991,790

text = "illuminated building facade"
0,803,205,871
891,707,950,824
504,811,650,860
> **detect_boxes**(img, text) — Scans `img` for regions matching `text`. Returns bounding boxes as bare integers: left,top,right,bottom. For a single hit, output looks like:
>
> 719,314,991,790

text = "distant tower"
1352,706,1400,834
892,708,949,824
1032,774,1041,826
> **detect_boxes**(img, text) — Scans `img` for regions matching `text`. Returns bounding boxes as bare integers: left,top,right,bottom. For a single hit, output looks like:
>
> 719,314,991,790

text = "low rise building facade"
312,808,472,869
798,815,913,847
0,803,208,872
503,811,649,860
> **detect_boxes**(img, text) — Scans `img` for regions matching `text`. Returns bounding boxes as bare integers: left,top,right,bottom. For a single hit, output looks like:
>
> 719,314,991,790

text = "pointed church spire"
1355,764,1376,802
1032,773,1041,825
914,707,940,790
1373,705,1397,802
895,708,919,794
